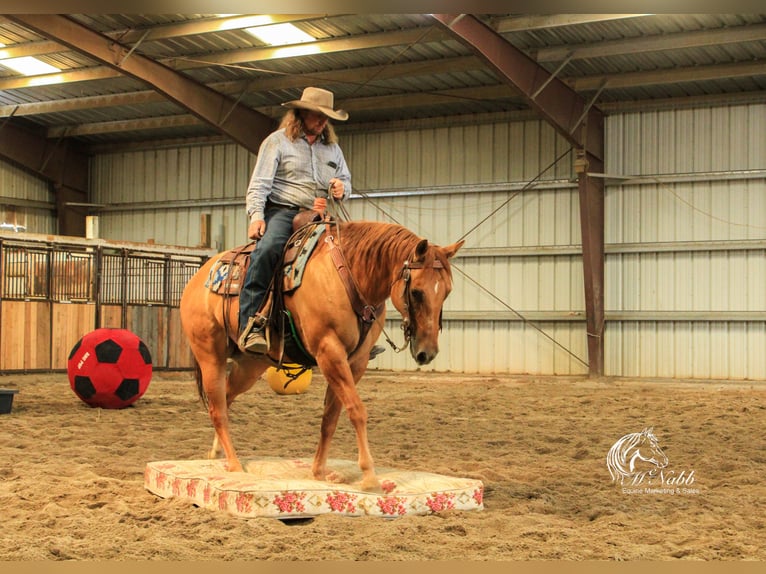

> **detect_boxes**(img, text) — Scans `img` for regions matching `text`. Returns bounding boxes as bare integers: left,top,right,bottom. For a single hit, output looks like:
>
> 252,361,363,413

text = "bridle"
381,255,445,353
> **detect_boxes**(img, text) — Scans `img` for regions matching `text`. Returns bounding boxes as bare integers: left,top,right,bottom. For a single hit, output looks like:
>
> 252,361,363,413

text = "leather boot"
238,315,269,354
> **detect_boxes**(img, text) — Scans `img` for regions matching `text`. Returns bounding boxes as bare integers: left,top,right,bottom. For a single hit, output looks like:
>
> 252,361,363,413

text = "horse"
606,427,669,485
179,217,463,491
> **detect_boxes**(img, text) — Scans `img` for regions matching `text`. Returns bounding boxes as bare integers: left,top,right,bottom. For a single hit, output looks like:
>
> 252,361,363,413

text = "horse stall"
0,232,214,373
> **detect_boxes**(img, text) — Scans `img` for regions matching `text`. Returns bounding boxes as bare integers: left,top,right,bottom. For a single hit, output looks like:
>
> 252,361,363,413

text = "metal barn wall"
0,161,56,235
88,101,766,379
341,122,586,375
89,144,255,249
89,119,589,376
604,103,766,379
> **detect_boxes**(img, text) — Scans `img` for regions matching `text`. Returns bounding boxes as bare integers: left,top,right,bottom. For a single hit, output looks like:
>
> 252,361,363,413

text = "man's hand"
328,178,345,199
313,197,327,212
248,219,266,240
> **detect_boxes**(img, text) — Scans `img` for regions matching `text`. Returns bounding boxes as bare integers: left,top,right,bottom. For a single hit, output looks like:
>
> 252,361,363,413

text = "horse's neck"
346,251,402,305
342,225,413,304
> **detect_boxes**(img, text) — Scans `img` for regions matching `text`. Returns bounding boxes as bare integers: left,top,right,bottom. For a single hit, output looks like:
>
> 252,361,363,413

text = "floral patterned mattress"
145,457,484,519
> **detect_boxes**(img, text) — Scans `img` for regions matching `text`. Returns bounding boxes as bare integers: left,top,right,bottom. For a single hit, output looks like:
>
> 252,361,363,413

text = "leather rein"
324,229,385,356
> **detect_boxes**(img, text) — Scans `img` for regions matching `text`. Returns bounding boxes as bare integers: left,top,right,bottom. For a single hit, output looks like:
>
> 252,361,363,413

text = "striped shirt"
245,127,352,222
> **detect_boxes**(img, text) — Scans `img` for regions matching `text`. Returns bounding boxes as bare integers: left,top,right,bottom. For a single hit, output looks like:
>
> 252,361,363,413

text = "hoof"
225,460,244,473
324,470,347,484
359,475,381,493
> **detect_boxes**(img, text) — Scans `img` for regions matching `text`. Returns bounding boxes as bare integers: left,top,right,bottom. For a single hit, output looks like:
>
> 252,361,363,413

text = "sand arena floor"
0,370,764,561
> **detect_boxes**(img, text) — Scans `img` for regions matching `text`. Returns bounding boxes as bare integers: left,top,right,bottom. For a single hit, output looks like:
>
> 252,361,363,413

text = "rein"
326,191,435,355
324,229,385,356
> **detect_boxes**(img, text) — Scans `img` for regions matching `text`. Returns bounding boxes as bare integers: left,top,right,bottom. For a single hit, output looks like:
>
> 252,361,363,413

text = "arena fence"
0,232,214,373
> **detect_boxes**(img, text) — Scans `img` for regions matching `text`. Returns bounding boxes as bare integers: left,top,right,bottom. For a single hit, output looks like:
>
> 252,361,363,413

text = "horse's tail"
192,358,208,408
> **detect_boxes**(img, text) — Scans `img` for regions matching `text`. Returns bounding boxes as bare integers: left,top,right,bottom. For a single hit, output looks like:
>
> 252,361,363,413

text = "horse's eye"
410,289,425,304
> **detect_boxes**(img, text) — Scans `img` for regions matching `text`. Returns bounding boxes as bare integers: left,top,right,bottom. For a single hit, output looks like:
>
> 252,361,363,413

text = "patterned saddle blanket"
204,222,326,297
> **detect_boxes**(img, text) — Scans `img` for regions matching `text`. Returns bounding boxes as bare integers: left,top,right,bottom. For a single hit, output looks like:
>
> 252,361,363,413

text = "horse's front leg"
314,350,379,491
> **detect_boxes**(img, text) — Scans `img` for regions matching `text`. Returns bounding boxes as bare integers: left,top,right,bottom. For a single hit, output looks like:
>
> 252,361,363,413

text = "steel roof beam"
5,14,275,155
4,56,765,121
42,85,525,137
109,13,330,44
432,13,603,158
492,14,649,32
531,21,766,63
0,55,484,115
0,26,449,91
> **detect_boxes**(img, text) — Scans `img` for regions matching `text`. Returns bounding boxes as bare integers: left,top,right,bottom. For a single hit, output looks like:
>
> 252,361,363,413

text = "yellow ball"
265,364,313,395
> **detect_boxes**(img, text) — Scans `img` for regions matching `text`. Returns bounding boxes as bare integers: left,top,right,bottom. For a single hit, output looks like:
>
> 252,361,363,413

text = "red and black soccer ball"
67,328,153,409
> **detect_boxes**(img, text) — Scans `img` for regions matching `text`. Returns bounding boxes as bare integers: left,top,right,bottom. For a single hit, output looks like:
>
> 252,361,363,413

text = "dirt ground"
0,369,764,561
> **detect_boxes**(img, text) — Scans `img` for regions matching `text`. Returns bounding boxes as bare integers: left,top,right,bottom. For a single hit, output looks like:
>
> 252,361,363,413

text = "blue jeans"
238,204,299,334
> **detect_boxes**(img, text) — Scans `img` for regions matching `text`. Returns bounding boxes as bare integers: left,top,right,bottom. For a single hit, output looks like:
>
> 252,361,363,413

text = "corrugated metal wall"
0,161,56,234
341,121,586,375
89,144,254,249
605,104,766,379
87,102,766,379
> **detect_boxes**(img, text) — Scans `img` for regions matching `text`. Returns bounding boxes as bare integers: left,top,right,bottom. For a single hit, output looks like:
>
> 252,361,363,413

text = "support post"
576,150,605,376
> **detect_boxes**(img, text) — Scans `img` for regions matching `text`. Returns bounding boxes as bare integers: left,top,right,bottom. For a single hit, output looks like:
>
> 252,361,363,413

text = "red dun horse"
180,220,463,490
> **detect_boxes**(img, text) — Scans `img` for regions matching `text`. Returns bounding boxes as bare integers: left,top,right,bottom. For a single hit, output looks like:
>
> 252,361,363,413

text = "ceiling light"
0,44,61,76
245,22,315,46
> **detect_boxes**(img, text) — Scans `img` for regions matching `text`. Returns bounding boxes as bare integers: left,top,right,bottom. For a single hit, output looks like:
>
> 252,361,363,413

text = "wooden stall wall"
0,233,212,373
0,300,51,370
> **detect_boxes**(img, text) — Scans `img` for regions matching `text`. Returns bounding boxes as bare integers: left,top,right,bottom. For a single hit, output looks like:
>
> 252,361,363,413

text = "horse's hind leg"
312,386,343,482
198,356,245,472
207,355,268,465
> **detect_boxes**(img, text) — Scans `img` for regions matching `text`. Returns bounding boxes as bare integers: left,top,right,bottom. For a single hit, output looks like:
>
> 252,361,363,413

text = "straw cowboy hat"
282,87,349,121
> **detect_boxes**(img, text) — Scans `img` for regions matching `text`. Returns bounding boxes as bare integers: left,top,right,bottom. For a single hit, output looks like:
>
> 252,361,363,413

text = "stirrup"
238,315,269,354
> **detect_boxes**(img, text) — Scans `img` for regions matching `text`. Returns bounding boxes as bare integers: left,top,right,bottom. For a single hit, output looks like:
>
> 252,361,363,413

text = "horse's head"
391,238,464,365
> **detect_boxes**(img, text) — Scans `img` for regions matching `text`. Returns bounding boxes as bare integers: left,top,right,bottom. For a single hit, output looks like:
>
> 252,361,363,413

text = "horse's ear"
442,239,465,259
414,239,429,261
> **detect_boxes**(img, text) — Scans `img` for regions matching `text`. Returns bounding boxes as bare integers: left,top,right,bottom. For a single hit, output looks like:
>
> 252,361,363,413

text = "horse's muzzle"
412,341,438,365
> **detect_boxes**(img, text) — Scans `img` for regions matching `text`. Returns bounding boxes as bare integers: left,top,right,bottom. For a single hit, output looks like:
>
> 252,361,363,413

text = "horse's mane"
337,220,448,270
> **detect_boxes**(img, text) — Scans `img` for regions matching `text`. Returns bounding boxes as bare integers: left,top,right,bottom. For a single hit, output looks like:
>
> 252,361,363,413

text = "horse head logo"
606,427,669,485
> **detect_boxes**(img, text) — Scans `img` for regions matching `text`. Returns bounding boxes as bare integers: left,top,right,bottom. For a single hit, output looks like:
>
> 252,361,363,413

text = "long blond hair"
278,109,339,144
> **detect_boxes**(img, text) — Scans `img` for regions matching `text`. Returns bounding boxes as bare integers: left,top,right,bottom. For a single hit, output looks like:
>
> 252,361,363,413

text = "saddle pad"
203,224,324,297
282,224,326,292
145,457,484,519
204,243,256,296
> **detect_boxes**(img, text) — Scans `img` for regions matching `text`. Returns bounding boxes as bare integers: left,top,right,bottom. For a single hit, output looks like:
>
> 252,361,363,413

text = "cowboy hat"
282,87,349,121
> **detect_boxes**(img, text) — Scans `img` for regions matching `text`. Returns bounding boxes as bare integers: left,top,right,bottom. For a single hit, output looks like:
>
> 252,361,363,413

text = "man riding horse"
238,87,352,354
